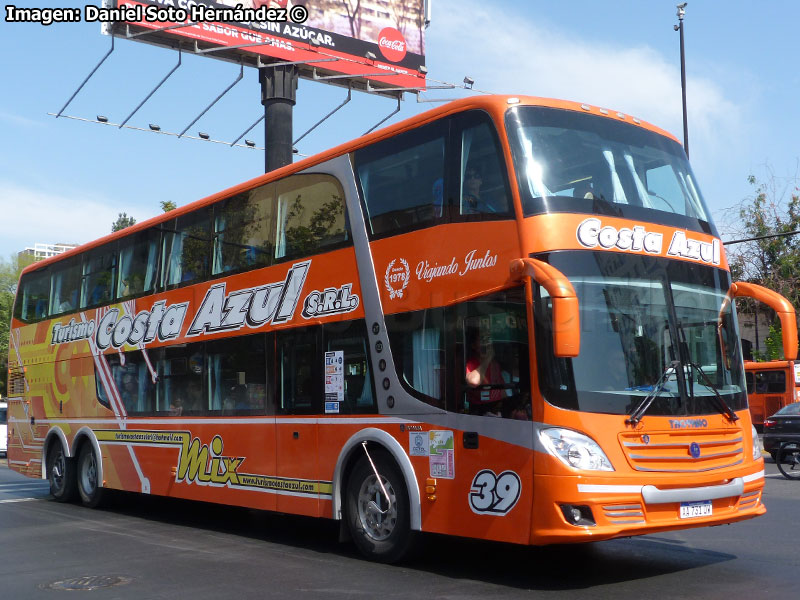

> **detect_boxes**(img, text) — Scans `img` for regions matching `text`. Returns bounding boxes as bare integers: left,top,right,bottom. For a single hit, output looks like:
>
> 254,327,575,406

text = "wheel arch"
41,426,71,480
332,427,421,531
70,427,104,489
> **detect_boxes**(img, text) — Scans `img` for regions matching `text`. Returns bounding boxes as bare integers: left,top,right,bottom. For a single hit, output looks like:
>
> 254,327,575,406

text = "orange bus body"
5,95,765,559
745,361,799,427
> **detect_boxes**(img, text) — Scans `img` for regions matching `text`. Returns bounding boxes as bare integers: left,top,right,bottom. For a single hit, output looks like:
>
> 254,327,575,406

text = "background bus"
0,400,6,457
737,285,799,428
745,361,798,429
6,95,772,562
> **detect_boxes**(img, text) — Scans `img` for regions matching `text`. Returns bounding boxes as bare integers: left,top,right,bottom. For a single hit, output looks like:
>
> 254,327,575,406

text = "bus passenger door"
275,328,321,516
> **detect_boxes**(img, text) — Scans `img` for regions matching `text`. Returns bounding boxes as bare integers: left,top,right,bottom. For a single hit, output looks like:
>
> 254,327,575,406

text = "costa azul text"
576,218,721,266
48,261,359,349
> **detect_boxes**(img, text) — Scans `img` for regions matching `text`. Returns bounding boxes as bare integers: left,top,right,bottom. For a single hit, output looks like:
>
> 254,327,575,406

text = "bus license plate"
680,501,712,519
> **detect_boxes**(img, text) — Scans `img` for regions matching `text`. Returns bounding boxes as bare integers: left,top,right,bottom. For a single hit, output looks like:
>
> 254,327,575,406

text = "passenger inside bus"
465,332,506,416
462,164,489,213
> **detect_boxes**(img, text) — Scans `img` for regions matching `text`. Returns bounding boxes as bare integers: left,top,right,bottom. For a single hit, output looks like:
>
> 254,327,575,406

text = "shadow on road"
62,490,737,591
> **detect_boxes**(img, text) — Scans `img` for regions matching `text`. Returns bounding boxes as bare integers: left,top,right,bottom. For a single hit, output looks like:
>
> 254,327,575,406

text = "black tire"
344,451,415,563
76,443,107,508
776,442,800,480
47,442,76,502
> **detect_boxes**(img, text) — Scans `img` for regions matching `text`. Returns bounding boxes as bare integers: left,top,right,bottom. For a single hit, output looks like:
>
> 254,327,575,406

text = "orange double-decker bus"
740,286,799,428
6,95,780,562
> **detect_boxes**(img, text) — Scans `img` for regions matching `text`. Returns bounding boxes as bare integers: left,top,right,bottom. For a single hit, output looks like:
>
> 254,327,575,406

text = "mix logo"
95,429,332,496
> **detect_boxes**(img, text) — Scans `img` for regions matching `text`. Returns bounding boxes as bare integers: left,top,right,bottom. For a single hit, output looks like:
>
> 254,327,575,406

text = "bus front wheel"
47,442,76,502
344,452,415,563
77,444,107,508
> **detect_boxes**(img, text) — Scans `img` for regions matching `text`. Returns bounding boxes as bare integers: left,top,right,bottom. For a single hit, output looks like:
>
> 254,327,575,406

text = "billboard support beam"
260,63,298,173
56,35,115,118
363,94,402,135
293,85,352,147
119,49,182,129
178,63,244,138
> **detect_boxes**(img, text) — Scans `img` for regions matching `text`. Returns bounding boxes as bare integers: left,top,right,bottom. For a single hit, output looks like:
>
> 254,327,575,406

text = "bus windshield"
506,106,714,228
533,252,747,416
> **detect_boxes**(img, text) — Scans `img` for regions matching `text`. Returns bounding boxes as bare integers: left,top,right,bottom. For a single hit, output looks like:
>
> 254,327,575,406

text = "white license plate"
680,500,712,519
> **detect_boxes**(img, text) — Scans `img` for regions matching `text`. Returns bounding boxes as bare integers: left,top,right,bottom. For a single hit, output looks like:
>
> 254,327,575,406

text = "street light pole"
674,3,689,158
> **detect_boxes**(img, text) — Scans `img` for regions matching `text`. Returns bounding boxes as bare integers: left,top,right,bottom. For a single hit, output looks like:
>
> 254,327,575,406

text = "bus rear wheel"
344,451,415,563
47,442,76,502
77,444,107,508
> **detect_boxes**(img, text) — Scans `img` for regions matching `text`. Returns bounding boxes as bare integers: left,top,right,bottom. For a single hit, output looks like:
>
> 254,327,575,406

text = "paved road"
0,457,797,599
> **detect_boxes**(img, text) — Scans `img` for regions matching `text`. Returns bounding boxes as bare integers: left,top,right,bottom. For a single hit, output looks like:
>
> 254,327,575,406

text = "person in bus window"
120,372,138,411
465,332,504,415
169,395,184,416
463,164,494,214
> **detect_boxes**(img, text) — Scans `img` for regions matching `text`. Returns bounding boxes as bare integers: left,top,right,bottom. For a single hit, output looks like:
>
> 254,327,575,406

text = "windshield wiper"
626,360,679,427
687,361,739,423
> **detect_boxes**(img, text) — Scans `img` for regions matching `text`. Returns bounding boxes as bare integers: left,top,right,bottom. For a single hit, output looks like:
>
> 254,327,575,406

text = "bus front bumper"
530,469,766,545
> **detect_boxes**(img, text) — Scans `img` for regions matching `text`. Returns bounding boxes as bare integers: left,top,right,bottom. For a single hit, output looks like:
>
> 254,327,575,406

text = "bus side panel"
419,428,533,545
315,421,534,545
276,420,320,516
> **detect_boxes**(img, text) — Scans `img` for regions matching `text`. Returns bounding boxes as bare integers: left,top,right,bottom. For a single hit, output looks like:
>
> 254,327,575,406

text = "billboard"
104,0,427,91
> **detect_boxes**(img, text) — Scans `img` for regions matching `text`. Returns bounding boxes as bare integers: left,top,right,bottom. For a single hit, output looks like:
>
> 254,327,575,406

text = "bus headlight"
751,425,762,461
540,428,614,471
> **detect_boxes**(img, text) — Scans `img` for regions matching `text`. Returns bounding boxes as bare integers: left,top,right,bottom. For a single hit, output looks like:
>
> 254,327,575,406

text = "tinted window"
458,117,512,217
776,402,800,416
506,106,717,235
118,229,160,299
355,121,446,236
385,307,447,408
385,288,530,419
100,351,155,414
155,345,205,415
324,320,376,414
50,259,80,316
753,370,786,394
277,327,320,414
162,208,212,288
207,335,270,415
98,334,273,416
81,246,117,309
275,174,349,261
15,269,50,323
213,183,277,275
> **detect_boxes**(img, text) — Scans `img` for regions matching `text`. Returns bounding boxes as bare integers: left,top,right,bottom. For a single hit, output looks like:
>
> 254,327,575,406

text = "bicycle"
776,441,800,480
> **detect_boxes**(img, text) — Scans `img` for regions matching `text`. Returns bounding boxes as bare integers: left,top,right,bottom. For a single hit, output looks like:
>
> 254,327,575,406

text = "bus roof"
21,94,680,277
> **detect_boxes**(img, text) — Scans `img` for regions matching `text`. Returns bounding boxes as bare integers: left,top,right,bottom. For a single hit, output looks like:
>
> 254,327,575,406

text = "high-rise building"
18,242,78,262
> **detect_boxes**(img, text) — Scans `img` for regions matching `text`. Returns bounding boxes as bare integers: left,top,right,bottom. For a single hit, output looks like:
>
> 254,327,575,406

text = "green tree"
160,200,177,212
112,212,137,232
0,253,35,396
724,171,800,358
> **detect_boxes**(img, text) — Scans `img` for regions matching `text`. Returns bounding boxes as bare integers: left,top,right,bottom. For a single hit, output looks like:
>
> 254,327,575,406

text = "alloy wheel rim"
81,452,97,495
357,474,398,541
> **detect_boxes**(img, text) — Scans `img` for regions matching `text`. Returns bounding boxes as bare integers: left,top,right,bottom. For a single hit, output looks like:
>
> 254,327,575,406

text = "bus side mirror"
731,281,798,361
510,258,580,358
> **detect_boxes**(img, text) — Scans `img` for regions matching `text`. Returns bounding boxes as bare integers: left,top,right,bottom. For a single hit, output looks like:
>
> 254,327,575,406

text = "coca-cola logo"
378,27,407,62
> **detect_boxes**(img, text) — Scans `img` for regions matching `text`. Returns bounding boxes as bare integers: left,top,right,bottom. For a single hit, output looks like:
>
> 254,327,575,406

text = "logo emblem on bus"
689,442,701,458
641,435,650,445
384,258,410,299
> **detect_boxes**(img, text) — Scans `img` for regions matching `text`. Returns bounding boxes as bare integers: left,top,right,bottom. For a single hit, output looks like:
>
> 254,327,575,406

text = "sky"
1,0,799,260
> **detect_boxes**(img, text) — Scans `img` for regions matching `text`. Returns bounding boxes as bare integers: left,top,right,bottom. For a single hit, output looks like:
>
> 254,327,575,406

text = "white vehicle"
0,400,7,457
